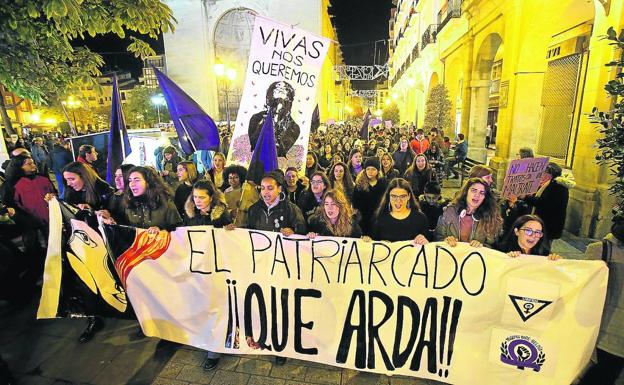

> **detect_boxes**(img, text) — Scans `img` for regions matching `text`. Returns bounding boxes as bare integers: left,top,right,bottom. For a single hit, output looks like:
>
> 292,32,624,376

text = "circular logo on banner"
500,335,546,372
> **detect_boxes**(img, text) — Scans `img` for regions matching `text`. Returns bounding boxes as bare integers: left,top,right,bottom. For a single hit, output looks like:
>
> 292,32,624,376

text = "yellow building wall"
318,0,346,123
388,0,624,238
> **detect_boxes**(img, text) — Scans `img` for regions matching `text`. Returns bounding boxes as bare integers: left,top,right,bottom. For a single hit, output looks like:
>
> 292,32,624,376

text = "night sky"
328,0,394,89
73,32,164,78
78,0,393,87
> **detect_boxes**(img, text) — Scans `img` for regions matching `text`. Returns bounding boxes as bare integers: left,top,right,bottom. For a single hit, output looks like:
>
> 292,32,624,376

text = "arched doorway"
213,9,256,122
468,33,503,162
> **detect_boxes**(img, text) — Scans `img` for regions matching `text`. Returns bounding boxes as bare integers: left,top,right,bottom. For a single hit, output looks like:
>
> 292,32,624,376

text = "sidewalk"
0,235,611,385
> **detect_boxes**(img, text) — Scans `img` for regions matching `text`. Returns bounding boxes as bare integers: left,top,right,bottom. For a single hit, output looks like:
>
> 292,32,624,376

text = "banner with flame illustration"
38,200,607,384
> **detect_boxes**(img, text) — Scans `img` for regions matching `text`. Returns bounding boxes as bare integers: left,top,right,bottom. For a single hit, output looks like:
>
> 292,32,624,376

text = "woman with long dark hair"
403,154,435,197
318,144,333,169
63,161,114,211
109,164,135,220
372,178,429,243
352,158,387,236
121,166,182,233
305,152,322,179
435,177,503,247
174,161,199,217
307,189,362,238
62,161,116,344
328,161,354,201
380,153,400,183
496,214,561,260
348,148,363,179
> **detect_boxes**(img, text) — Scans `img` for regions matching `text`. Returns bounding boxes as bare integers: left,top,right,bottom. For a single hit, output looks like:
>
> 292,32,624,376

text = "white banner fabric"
226,16,330,172
118,226,607,385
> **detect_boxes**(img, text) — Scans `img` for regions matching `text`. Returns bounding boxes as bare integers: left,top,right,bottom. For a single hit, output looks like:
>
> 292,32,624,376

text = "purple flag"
152,67,220,155
106,75,132,184
247,110,278,185
359,109,371,139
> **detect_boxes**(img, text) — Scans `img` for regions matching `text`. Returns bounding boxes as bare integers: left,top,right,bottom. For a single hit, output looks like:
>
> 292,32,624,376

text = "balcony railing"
438,0,462,31
411,43,420,61
421,24,439,51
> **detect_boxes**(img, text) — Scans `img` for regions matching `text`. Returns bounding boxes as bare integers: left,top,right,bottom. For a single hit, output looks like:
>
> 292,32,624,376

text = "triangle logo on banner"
508,295,553,322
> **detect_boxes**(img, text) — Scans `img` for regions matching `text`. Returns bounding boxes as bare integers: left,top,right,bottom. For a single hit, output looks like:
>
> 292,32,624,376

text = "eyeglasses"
519,227,544,238
311,180,324,185
389,194,409,201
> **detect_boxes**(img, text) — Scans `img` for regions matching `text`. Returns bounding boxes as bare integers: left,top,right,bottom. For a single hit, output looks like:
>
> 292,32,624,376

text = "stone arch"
428,72,440,92
212,8,256,121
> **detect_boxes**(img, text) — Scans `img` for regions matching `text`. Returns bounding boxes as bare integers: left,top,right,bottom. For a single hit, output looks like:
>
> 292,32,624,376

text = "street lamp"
151,94,166,124
62,96,81,131
214,61,237,131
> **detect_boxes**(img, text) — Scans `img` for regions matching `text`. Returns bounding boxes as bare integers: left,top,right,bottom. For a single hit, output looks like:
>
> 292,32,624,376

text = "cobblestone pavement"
1,233,621,385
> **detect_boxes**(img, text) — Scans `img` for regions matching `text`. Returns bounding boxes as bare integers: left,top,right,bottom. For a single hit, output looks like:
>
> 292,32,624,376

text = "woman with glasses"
372,178,429,243
307,189,362,238
297,171,330,221
435,177,503,248
496,214,562,260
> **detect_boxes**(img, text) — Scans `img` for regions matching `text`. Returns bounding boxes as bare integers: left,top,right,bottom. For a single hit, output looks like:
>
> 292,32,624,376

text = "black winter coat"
246,199,307,234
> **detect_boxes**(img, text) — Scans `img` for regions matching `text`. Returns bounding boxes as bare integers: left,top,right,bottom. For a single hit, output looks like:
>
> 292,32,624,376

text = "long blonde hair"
319,189,353,237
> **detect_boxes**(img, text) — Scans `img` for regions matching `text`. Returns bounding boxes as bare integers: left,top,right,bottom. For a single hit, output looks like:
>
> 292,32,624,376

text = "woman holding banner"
307,189,362,238
246,171,306,237
372,178,429,244
121,166,182,233
183,180,233,228
435,177,502,247
496,214,562,260
61,161,116,344
245,171,306,366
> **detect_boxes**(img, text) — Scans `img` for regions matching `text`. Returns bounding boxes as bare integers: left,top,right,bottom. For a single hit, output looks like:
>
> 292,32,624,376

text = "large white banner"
109,225,607,385
226,16,330,172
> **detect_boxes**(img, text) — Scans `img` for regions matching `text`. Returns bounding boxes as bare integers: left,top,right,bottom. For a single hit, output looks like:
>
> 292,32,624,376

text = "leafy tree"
423,84,453,131
124,86,170,129
382,102,400,124
0,0,176,134
591,27,624,216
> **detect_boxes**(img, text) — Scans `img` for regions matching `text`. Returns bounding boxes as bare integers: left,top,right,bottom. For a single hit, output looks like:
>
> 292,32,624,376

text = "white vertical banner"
227,16,330,172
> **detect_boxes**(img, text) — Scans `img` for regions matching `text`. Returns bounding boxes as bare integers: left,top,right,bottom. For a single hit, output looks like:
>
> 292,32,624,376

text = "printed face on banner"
227,16,330,173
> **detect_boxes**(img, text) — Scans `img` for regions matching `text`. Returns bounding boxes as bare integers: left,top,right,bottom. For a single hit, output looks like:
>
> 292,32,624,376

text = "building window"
536,54,582,163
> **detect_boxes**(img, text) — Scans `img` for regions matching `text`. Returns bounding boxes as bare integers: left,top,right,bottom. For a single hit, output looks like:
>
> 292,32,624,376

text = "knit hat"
363,157,380,171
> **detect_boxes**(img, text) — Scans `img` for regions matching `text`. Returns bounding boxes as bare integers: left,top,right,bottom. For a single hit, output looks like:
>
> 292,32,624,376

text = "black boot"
202,355,220,371
79,316,103,343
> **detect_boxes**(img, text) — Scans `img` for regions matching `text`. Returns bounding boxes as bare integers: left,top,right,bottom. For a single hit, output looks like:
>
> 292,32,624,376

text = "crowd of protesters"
0,121,621,384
